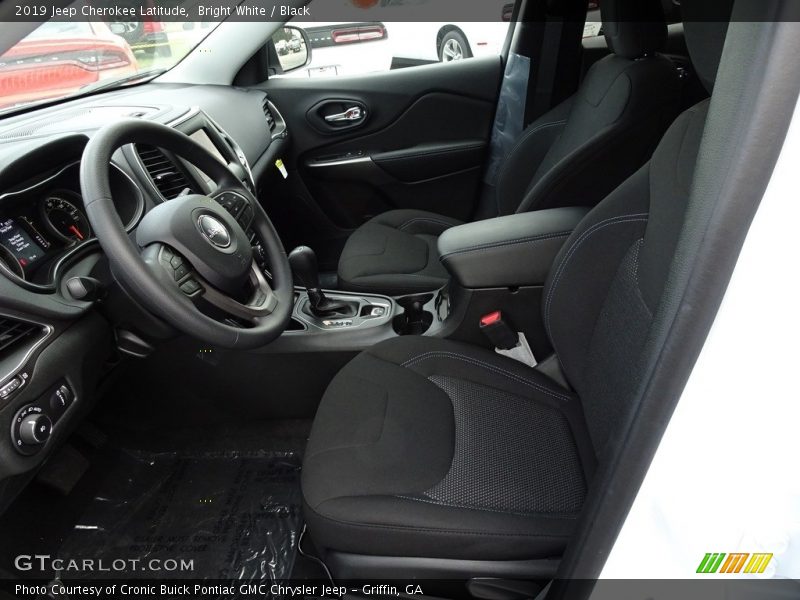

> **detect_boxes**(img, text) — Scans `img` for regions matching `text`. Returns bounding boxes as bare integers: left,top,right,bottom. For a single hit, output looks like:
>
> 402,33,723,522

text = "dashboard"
0,82,289,507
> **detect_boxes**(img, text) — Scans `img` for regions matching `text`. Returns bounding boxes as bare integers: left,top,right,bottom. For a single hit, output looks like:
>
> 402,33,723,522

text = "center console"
266,246,449,353
274,287,450,353
275,207,587,354
292,290,392,332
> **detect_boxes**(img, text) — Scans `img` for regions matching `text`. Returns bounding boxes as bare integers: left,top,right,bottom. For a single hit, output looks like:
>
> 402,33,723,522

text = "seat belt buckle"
480,311,538,367
479,311,518,350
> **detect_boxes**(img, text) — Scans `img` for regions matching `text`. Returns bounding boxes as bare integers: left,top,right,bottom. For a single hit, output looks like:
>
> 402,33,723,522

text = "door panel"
263,57,502,233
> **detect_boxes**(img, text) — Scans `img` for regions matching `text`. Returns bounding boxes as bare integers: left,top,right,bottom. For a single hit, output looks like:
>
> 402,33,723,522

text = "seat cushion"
337,209,461,294
302,336,596,561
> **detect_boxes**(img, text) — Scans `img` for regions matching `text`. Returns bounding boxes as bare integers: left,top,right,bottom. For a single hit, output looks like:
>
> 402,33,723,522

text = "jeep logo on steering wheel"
197,215,231,249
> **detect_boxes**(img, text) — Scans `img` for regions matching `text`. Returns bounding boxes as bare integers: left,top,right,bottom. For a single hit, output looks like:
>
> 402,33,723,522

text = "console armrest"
438,207,589,288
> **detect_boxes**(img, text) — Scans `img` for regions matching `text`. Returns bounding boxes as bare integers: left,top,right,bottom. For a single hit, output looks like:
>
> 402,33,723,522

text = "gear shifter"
288,246,353,317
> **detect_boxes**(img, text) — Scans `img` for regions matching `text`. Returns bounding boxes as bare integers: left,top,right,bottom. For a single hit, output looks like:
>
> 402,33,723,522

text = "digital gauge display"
0,218,45,271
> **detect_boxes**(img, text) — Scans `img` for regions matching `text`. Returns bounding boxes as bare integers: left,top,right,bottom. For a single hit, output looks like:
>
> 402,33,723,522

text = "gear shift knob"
288,246,352,317
288,246,320,292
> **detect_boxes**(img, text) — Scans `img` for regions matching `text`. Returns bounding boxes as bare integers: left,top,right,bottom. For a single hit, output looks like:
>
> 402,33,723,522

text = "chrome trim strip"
306,156,372,168
265,99,288,141
0,160,78,204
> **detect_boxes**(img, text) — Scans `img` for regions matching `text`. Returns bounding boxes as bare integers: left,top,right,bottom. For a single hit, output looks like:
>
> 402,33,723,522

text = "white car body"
386,21,510,62
279,21,392,78
601,79,800,583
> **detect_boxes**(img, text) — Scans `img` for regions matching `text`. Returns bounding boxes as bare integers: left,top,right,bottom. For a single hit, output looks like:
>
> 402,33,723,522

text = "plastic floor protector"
56,448,303,581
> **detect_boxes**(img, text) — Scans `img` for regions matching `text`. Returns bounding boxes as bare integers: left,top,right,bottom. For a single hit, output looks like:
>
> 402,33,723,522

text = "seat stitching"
544,214,649,336
631,238,652,318
439,231,572,260
495,120,568,207
401,352,571,402
342,277,446,293
398,217,458,231
394,494,579,519
303,388,389,462
338,225,391,263
632,238,643,282
308,501,572,538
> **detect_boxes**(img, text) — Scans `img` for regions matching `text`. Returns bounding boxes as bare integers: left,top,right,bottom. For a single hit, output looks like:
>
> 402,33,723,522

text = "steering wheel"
80,119,293,350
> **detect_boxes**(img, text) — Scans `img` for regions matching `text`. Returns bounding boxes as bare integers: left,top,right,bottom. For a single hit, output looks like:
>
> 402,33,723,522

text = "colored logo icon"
697,552,773,574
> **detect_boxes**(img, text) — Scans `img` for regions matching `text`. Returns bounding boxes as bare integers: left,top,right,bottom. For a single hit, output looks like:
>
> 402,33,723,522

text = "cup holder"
393,294,434,336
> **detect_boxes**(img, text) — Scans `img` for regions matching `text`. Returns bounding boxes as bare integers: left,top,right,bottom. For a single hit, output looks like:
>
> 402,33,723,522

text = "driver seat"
302,8,728,578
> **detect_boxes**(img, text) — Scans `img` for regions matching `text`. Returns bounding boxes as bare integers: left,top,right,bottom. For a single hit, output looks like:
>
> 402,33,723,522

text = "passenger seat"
337,0,683,295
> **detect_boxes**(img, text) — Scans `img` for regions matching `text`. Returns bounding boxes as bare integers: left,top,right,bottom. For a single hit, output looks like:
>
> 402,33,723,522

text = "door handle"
324,106,365,123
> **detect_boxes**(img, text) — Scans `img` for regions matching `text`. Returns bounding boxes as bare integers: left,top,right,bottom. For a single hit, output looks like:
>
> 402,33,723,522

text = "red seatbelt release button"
480,311,502,327
479,311,518,350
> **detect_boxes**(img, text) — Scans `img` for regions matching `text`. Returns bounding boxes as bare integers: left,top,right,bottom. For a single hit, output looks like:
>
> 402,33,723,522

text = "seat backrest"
541,9,730,456
493,0,682,217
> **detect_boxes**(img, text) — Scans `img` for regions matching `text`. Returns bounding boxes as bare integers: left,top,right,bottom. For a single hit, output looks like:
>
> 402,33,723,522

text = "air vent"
261,97,276,132
136,145,195,200
0,317,41,356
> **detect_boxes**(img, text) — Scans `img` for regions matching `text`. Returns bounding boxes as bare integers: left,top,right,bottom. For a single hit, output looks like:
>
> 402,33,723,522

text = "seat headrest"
602,0,668,60
682,0,735,92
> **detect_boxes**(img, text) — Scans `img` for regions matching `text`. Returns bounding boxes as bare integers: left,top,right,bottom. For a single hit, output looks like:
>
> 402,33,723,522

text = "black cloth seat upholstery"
337,0,682,294
302,336,596,560
306,101,713,568
336,209,462,294
304,0,729,574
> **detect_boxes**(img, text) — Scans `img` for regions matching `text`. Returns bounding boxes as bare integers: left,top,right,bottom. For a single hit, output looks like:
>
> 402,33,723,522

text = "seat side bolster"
493,99,573,217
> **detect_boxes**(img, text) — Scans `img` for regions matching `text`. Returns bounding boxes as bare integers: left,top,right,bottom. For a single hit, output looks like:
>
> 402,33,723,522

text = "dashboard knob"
66,276,104,302
19,414,52,445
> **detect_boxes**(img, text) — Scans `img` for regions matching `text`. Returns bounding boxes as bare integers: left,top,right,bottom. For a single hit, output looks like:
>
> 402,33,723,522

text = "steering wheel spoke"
195,261,278,323
210,186,276,283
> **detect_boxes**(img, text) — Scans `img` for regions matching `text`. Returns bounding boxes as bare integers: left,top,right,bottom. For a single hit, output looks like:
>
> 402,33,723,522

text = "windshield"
0,18,220,113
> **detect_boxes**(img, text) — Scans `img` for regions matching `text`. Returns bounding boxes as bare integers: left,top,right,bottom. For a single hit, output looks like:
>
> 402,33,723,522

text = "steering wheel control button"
50,384,73,413
173,264,190,281
180,278,202,296
159,248,193,284
197,214,232,249
215,192,245,218
237,205,254,229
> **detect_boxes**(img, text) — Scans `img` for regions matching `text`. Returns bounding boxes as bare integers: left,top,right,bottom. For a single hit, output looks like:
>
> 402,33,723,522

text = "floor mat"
56,448,303,582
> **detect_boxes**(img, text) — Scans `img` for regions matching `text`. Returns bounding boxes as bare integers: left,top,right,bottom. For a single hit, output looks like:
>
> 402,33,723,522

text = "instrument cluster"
0,161,142,285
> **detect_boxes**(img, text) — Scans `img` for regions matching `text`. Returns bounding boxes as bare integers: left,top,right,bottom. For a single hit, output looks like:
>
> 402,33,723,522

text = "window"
272,0,515,79
0,19,219,113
